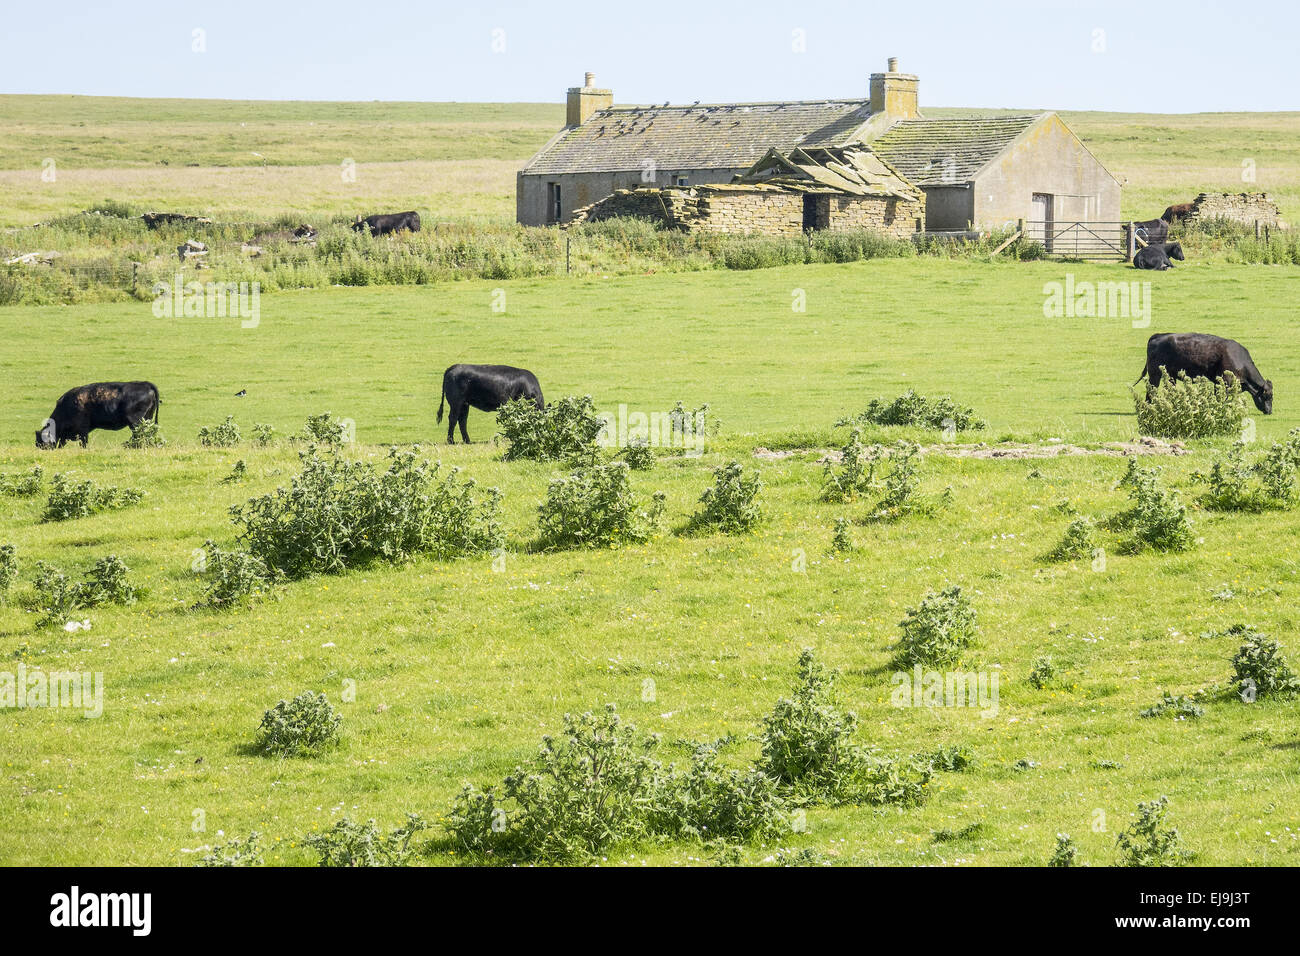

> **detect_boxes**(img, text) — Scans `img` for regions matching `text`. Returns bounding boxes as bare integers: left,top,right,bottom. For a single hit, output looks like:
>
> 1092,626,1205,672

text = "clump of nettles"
304,815,429,867
0,544,16,601
757,649,930,806
536,461,665,549
251,423,275,446
446,705,789,863
1027,654,1058,689
196,831,263,867
1192,433,1300,512
123,418,166,449
830,517,853,553
497,395,603,464
893,586,977,667
196,539,281,610
42,473,143,522
1047,516,1098,561
256,691,342,757
918,744,975,772
1048,833,1079,867
669,400,720,442
231,445,502,578
838,390,986,432
1106,458,1194,553
687,461,762,534
301,412,351,445
1140,691,1206,719
1115,796,1192,867
621,437,655,470
1229,627,1299,701
31,555,136,627
1133,368,1246,439
821,428,881,502
198,416,241,447
0,466,43,497
222,460,248,484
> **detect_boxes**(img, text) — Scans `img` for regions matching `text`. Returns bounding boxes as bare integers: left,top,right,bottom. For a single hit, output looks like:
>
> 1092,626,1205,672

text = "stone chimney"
566,72,613,127
870,57,919,119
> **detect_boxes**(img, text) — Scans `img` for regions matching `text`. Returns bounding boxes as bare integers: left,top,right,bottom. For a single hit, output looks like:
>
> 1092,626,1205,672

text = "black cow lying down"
437,364,543,443
37,381,161,447
352,211,421,236
1134,242,1185,270
1135,333,1273,414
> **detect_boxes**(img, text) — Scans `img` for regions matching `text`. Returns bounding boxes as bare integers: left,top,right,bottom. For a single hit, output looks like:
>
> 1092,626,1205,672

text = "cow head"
1255,380,1274,415
1167,242,1185,261
35,418,57,448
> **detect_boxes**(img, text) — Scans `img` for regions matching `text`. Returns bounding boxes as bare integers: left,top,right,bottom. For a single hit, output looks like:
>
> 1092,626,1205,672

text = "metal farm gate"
1024,220,1128,260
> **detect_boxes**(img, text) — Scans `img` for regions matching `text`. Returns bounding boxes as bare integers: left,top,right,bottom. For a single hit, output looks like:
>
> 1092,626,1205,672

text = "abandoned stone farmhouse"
517,60,1121,237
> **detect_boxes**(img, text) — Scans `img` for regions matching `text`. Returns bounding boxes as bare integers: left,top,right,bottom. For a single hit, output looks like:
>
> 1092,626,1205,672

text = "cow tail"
436,378,446,424
1132,367,1148,387
153,384,161,424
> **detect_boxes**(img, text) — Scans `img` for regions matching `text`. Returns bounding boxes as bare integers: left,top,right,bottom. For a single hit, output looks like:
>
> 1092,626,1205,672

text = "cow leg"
447,403,460,444
458,404,471,443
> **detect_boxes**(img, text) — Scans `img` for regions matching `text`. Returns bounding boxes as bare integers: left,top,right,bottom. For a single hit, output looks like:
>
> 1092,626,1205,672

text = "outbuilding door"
1032,193,1053,251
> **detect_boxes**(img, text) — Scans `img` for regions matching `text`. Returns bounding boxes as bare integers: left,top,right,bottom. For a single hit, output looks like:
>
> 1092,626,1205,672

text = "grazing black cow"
1132,217,1170,246
1135,333,1273,414
437,364,543,444
352,211,421,236
1161,202,1195,224
1133,242,1185,270
36,381,161,447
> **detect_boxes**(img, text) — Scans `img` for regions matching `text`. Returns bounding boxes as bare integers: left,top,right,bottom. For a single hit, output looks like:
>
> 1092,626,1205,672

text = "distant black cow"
1135,333,1273,414
352,211,421,236
1162,202,1195,224
1133,241,1185,270
1132,217,1170,246
36,381,161,447
437,364,543,444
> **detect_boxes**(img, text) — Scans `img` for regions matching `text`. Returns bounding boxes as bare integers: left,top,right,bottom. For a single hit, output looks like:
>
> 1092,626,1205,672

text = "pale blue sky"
1,0,1294,112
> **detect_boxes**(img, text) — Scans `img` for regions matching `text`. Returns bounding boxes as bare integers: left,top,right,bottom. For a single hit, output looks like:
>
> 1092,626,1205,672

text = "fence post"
1126,222,1136,263
565,234,571,275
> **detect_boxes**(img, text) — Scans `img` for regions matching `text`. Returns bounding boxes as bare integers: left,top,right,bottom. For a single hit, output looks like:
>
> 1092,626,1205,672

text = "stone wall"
571,185,924,239
1188,192,1280,228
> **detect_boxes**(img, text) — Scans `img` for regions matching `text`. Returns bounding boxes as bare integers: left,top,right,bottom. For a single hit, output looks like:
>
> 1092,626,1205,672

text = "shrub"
821,428,881,502
1230,628,1299,700
1108,458,1194,553
920,744,975,772
222,460,248,484
867,441,948,521
668,401,720,442
1048,516,1098,561
621,438,655,470
42,473,143,522
301,412,351,444
251,423,276,446
196,832,264,867
536,462,665,549
1192,434,1300,511
1028,655,1058,689
1115,796,1192,867
0,544,15,601
0,466,43,497
894,586,977,667
1140,692,1205,719
830,517,853,553
497,395,602,464
1049,833,1079,867
123,418,166,449
757,649,929,806
445,706,665,861
197,540,281,609
837,390,986,432
198,416,242,447
232,446,503,577
256,691,342,757
687,461,762,534
30,555,135,626
1133,368,1246,439
648,743,790,843
304,815,429,867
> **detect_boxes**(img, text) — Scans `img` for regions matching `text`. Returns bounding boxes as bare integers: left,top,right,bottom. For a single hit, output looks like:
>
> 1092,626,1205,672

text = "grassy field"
2,96,1297,226
2,258,1300,866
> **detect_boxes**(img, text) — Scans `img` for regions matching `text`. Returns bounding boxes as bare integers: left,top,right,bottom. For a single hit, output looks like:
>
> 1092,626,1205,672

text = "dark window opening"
548,183,562,223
